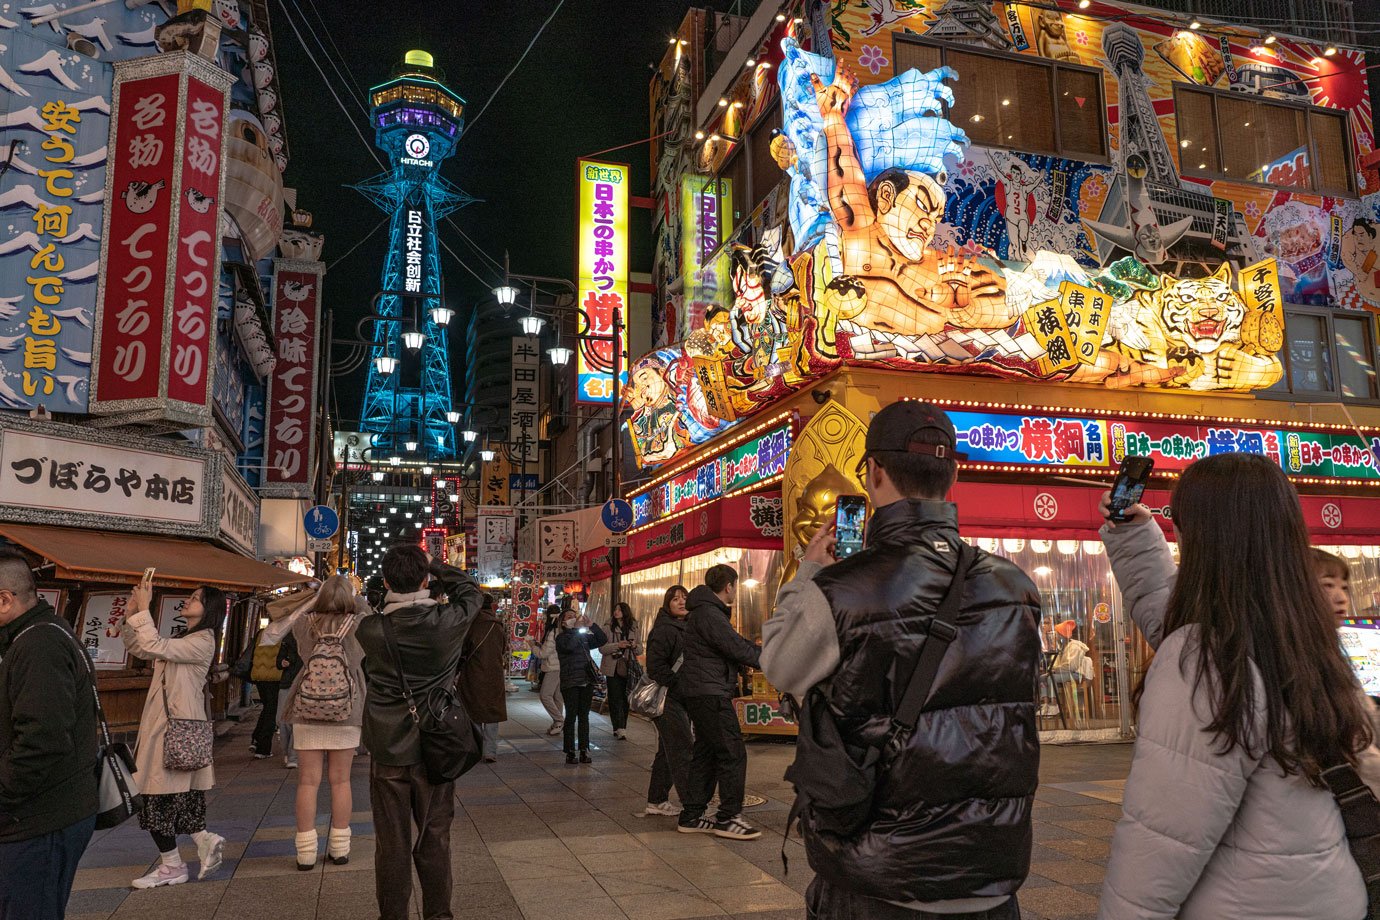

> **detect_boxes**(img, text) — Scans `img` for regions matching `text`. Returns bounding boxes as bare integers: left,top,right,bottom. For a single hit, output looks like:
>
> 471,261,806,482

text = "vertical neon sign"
575,158,629,404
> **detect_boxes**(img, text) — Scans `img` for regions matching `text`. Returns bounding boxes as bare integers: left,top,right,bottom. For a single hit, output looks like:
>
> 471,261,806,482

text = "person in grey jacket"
676,565,762,841
1099,453,1380,920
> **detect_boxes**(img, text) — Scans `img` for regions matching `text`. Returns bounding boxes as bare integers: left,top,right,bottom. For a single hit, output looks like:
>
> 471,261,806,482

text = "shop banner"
510,562,540,674
262,260,324,497
421,527,447,561
575,158,629,404
632,421,792,527
157,594,191,639
90,54,231,426
80,592,130,669
477,506,515,585
481,451,511,506
952,411,1108,467
0,426,210,529
510,336,540,467
217,464,259,556
538,517,580,582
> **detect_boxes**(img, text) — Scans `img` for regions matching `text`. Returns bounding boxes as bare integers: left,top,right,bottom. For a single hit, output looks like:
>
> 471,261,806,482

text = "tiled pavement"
66,694,1132,920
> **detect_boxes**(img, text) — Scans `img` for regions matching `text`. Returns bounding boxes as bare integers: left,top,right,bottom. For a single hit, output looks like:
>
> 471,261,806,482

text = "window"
1175,85,1354,196
892,35,1107,160
1267,306,1379,401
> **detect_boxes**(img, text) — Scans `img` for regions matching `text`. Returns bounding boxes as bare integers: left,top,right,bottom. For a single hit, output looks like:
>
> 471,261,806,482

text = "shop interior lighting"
520,314,545,336
1363,546,1380,559
1265,33,1277,44
402,330,425,351
373,355,398,375
430,306,454,326
435,517,444,525
1031,540,1053,554
415,522,423,529
1001,539,1026,553
1083,541,1106,556
1078,0,1090,7
378,516,387,524
1344,545,1363,559
1033,565,1053,577
1057,541,1080,556
1325,45,1338,56
694,130,705,140
368,527,377,534
717,97,728,107
1189,19,1201,29
404,511,413,519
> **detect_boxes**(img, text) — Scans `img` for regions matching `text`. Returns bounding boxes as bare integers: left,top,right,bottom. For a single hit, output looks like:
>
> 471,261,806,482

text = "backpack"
294,615,356,722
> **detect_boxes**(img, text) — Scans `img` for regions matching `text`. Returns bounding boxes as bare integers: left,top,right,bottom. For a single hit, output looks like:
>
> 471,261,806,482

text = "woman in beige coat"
118,582,227,890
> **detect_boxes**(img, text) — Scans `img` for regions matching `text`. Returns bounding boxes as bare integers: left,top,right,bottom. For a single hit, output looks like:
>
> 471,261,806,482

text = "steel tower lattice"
354,50,471,459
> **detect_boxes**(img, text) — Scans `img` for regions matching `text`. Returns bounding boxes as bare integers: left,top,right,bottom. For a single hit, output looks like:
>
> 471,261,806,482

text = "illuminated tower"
355,50,471,458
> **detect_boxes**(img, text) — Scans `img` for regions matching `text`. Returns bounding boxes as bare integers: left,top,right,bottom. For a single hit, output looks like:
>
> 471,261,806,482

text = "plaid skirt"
137,790,207,837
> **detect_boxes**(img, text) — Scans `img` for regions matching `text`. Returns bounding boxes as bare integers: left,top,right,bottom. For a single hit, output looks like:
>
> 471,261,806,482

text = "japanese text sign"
158,595,191,640
262,260,324,498
90,54,231,426
81,592,129,669
477,506,515,585
576,158,629,404
510,335,540,467
952,412,1109,467
631,423,792,528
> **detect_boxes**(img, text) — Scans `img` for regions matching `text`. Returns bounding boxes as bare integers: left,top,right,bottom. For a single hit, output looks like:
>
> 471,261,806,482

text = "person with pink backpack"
280,575,369,870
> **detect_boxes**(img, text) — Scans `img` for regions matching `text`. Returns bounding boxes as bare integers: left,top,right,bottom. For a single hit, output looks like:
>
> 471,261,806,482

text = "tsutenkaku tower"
355,50,471,459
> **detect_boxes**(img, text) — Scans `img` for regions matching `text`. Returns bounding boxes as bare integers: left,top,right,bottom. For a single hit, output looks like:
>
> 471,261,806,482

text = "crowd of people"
5,399,1380,920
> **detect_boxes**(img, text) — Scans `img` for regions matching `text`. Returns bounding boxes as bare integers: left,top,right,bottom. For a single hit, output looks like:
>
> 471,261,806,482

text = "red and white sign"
90,54,230,426
262,260,323,497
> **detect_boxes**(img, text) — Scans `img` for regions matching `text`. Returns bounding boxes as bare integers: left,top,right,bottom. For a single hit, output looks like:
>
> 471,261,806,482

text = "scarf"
382,589,437,614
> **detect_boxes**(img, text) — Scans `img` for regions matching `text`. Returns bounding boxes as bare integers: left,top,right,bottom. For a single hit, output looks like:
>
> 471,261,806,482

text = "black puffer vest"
807,499,1042,902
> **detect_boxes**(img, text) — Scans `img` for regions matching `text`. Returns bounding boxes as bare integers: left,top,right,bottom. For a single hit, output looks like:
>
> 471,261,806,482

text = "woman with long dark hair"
526,604,564,736
118,583,229,889
644,585,693,816
1099,453,1380,918
600,602,642,740
554,606,607,764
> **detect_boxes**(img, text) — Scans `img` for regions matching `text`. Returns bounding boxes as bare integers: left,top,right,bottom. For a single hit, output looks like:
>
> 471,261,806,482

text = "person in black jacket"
355,544,480,920
761,400,1041,920
675,565,762,841
554,608,607,764
275,632,303,769
643,584,692,816
0,552,98,920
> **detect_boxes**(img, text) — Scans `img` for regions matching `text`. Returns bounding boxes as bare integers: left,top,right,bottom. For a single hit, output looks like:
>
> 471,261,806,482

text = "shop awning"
0,523,313,591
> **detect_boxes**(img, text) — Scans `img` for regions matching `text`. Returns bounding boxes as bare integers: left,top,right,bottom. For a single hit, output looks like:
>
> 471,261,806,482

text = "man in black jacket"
356,544,480,920
0,552,98,920
676,565,763,841
761,401,1041,920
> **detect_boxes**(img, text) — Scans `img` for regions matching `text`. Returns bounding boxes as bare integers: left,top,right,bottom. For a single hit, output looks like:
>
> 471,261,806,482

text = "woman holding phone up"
555,608,607,764
118,578,228,889
1097,453,1380,919
600,602,642,740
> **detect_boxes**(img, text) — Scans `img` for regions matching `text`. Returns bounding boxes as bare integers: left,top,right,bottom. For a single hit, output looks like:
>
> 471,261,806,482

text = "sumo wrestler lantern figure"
810,67,1011,336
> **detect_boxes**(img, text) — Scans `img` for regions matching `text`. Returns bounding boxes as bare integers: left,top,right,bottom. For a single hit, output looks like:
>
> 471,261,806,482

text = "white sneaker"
713,815,762,841
614,729,627,740
547,721,563,736
132,864,189,889
643,801,682,816
195,832,225,880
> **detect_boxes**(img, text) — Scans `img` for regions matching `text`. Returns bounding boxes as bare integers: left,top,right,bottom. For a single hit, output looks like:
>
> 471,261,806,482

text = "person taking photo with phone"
555,608,606,764
600,602,642,740
1098,453,1380,919
761,400,1042,919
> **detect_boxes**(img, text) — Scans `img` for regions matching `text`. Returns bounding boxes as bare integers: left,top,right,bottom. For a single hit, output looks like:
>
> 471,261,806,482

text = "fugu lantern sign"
576,158,629,405
89,53,231,427
262,261,324,498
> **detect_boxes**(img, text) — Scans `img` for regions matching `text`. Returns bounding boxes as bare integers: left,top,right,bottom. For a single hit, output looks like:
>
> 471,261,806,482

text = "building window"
892,35,1107,161
1268,306,1379,401
1175,85,1354,196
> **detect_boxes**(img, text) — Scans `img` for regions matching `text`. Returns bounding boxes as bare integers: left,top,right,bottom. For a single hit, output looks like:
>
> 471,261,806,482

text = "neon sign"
576,158,629,404
631,423,792,527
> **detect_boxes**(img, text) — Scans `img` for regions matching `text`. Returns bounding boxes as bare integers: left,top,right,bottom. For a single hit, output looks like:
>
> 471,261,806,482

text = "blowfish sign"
262,260,324,498
575,158,629,404
89,53,231,427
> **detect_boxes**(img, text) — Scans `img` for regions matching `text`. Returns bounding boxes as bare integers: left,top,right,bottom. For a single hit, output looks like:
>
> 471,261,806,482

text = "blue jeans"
480,723,498,759
0,814,96,920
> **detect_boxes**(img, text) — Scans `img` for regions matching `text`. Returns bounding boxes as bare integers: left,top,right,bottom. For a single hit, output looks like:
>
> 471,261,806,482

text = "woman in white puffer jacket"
1098,453,1380,920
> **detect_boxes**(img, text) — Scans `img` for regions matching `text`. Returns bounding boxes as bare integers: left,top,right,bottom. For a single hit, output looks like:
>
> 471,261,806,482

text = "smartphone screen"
834,495,868,559
1107,456,1154,522
142,566,156,585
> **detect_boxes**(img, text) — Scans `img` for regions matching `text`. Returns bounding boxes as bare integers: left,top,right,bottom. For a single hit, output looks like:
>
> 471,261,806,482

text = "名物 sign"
631,422,793,528
575,158,629,404
262,260,324,497
89,53,232,426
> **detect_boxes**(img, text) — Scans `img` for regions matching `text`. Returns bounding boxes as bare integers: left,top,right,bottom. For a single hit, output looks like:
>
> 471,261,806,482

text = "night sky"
269,0,690,416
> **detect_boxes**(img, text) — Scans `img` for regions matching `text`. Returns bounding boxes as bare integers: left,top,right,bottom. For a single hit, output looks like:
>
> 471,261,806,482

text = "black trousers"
807,880,1019,920
0,814,94,920
682,695,746,823
606,673,630,731
648,695,693,805
370,761,455,920
251,681,280,755
562,683,594,753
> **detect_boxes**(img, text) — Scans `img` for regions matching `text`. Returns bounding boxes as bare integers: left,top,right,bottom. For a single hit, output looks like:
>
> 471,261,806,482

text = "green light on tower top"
404,49,434,68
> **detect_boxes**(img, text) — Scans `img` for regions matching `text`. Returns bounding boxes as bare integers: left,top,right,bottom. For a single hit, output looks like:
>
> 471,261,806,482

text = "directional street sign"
304,505,339,540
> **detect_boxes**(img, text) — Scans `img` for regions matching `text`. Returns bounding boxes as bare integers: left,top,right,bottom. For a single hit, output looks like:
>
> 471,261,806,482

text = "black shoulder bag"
1322,762,1380,919
784,542,975,860
379,614,484,784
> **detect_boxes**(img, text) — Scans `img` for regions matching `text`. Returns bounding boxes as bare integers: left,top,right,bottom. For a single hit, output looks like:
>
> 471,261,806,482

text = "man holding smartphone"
762,400,1042,920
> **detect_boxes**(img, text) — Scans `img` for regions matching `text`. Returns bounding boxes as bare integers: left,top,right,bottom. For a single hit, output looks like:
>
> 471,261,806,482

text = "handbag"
380,615,483,785
18,623,143,829
630,653,682,719
230,634,254,681
1322,762,1380,919
161,668,213,772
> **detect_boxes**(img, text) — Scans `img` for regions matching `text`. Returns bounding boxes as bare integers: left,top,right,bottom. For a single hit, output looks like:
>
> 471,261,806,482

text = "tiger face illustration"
1158,264,1246,356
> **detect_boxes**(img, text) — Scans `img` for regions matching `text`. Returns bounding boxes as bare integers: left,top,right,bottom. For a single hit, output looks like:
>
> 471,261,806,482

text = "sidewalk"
66,694,1131,920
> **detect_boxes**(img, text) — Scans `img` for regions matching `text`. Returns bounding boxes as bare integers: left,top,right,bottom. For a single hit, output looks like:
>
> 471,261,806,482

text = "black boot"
565,752,577,765
579,751,592,764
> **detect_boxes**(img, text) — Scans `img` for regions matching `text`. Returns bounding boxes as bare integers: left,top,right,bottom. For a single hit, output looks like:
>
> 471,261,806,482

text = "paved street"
66,695,1131,920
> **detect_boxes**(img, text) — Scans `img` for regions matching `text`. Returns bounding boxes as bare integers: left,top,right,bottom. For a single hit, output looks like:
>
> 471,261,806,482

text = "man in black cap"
762,400,1041,920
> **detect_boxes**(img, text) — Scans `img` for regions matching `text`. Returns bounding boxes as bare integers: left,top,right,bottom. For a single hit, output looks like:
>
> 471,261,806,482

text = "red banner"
90,56,230,426
165,75,225,408
262,261,323,497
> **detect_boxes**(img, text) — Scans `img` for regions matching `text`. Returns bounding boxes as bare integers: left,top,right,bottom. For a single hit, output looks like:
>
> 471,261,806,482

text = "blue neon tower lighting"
355,50,471,459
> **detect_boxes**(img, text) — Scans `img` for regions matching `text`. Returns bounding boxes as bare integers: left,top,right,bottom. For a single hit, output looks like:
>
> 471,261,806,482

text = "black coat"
554,622,607,689
355,562,481,766
0,602,99,843
645,610,686,701
276,632,303,689
678,586,760,699
807,499,1042,903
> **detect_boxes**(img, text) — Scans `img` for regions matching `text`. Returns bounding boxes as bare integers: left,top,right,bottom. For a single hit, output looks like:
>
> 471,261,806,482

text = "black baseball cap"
864,400,960,459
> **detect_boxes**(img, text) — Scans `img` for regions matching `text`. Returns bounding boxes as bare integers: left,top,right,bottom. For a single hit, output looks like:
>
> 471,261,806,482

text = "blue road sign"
304,505,339,540
601,499,634,534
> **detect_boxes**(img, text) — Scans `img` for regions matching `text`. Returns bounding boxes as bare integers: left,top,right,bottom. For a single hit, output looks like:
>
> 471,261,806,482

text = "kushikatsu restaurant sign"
631,423,792,528
947,407,1380,481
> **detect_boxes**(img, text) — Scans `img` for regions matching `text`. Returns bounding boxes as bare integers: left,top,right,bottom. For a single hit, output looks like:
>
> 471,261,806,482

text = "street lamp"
461,428,478,443
520,313,545,336
446,410,461,424
494,284,520,307
404,440,418,452
373,355,398,375
548,344,573,366
480,446,496,462
402,329,425,351
371,470,385,482
389,455,401,466
422,465,433,475
431,306,454,326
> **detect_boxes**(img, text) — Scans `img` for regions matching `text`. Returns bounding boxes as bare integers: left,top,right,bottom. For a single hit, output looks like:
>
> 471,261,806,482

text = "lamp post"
494,271,625,612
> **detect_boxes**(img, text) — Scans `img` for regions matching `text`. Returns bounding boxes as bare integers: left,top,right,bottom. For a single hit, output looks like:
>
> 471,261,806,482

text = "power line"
300,0,370,110
327,215,389,271
460,0,568,139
